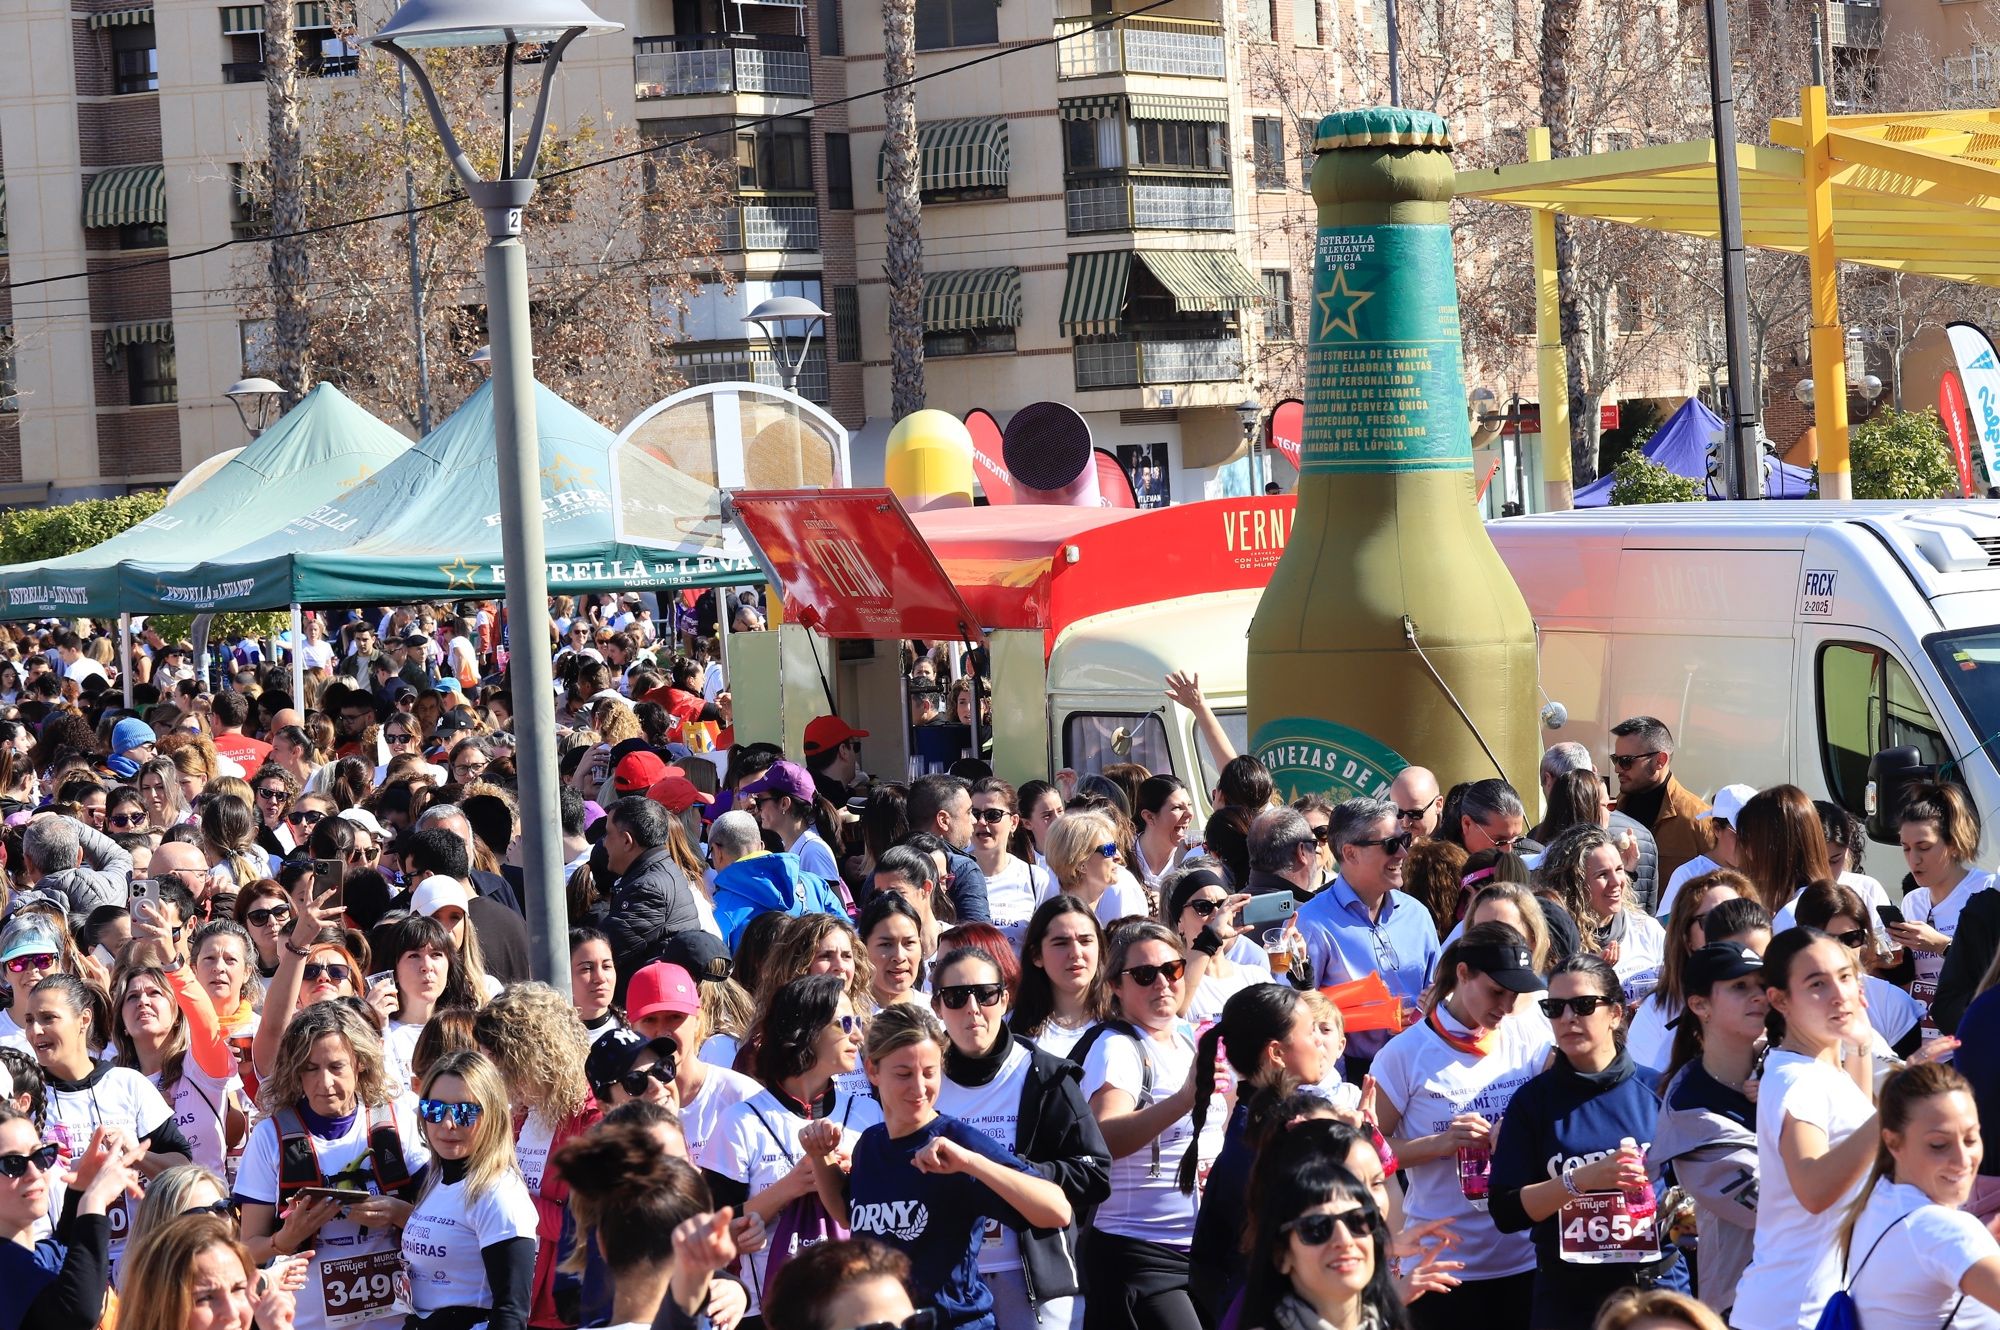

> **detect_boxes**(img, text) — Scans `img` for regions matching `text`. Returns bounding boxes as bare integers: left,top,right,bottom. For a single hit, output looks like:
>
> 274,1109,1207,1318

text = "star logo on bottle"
1315,270,1375,340
439,557,482,590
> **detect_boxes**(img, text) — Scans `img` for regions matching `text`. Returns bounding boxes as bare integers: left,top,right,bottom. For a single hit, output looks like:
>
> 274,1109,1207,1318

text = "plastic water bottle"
1618,1137,1655,1219
1456,1145,1490,1208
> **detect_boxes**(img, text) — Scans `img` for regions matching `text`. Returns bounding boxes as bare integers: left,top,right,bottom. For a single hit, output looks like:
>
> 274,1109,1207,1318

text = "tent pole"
1803,85,1851,500
1529,128,1574,512
289,604,307,707
119,614,135,710
716,587,732,691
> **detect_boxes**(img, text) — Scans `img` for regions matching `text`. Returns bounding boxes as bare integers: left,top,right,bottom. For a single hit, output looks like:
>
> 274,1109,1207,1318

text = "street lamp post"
225,377,284,438
1237,398,1262,494
743,296,829,396
369,0,622,988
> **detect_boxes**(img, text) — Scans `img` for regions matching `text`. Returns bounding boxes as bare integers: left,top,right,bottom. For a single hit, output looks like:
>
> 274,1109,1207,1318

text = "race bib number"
1557,1193,1658,1265
320,1248,412,1329
981,1216,1002,1251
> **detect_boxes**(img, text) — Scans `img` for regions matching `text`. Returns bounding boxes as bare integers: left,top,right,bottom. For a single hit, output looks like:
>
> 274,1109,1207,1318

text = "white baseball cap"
410,875,473,918
1698,783,1759,830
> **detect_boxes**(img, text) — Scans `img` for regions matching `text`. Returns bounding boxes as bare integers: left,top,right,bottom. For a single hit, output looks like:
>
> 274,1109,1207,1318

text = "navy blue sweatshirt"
1955,986,2000,1176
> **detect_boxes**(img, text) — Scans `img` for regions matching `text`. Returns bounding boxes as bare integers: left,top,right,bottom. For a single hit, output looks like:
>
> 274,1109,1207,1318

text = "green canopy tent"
0,383,413,622
119,379,756,616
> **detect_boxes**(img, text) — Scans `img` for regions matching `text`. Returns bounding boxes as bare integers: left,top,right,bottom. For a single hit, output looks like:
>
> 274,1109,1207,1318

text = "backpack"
1815,1210,1964,1330
272,1103,420,1203
1067,1019,1163,1178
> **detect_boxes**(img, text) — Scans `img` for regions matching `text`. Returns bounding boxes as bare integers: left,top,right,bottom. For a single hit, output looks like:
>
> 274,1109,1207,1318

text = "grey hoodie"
1653,1058,1759,1317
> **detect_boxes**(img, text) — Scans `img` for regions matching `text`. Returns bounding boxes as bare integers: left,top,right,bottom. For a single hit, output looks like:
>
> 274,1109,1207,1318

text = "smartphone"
1877,904,1907,928
1239,893,1298,928
313,858,345,911
366,970,393,990
293,1186,370,1205
129,878,162,912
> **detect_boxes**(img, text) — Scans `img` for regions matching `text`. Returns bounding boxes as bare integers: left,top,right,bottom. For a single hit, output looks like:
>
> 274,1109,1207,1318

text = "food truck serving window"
1064,712,1171,780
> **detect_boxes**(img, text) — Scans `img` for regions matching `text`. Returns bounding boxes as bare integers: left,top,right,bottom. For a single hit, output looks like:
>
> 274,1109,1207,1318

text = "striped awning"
922,267,1022,332
1127,94,1228,123
87,6,154,27
1059,250,1132,338
102,320,173,367
0,182,8,252
1136,249,1266,313
220,2,333,34
83,165,165,230
1058,95,1124,122
878,118,1010,194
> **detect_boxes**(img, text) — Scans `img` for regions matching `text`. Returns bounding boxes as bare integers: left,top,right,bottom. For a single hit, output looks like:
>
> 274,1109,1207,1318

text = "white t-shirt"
0,1008,29,1053
384,1020,424,1096
298,638,336,671
1605,909,1669,1005
402,1171,540,1315
1625,994,1679,1074
1654,854,1725,920
1080,1022,1223,1248
1186,958,1272,1028
1902,871,1998,1028
694,1087,884,1316
1845,1179,2000,1330
1866,975,1923,1049
236,1099,432,1330
679,1063,761,1147
699,1032,740,1071
153,1059,246,1188
1732,1049,1878,1330
1021,1018,1092,1062
1368,1007,1552,1281
47,1065,175,1270
937,1040,1033,1275
64,657,109,686
981,856,1050,947
1046,873,1150,929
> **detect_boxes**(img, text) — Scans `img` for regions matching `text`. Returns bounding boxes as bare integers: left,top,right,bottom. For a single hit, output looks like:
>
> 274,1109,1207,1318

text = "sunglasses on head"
1609,751,1662,770
181,1198,241,1221
1538,995,1612,1019
301,962,352,985
5,954,56,976
1351,831,1414,856
0,1144,59,1178
970,807,1010,825
288,810,326,826
606,1061,676,1098
1282,1208,1386,1246
1121,959,1187,987
937,983,1005,1010
417,1098,483,1128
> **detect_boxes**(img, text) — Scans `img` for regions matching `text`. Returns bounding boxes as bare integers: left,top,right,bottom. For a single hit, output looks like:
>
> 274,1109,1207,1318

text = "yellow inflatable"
885,409,976,511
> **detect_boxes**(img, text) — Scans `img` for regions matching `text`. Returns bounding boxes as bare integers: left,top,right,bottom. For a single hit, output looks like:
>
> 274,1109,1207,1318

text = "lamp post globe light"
743,296,829,396
224,377,284,438
1236,398,1262,494
370,0,622,987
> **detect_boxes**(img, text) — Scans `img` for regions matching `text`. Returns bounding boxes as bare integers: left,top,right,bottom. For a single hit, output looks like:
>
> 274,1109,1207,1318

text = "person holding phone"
1160,863,1266,1026
249,875,363,1081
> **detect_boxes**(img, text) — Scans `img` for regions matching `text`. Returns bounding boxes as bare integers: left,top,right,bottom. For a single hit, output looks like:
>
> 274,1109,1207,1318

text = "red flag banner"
1269,399,1304,471
1941,370,1979,498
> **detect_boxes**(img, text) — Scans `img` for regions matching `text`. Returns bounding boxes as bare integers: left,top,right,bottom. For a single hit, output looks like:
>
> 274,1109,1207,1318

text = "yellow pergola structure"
1457,88,2000,502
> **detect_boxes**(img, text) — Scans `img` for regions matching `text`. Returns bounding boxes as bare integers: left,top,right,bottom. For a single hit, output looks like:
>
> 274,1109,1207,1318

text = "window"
915,0,999,50
738,121,812,192
925,327,1016,357
1252,117,1287,190
1063,711,1172,779
1299,117,1318,188
819,0,844,55
240,319,275,378
229,164,270,238
1245,0,1273,40
112,23,158,95
1063,117,1126,173
127,340,177,406
832,285,860,362
1357,0,1389,52
1492,0,1516,54
1135,121,1227,172
1615,283,1641,334
1294,0,1320,43
0,331,14,414
119,222,167,250
825,133,853,209
1262,270,1293,339
1818,641,1950,820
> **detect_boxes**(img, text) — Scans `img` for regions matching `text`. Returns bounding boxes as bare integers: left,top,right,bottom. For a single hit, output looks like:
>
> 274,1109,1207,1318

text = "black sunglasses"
245,905,294,928
288,810,326,826
1351,831,1415,855
1309,824,1331,843
970,807,1010,824
1184,897,1227,918
0,1144,59,1178
1395,801,1436,822
1282,1208,1386,1246
182,1198,242,1221
1609,751,1662,770
108,812,147,829
1834,927,1871,950
1539,995,1612,1019
937,983,1005,1010
302,962,353,985
1121,959,1187,987
606,1061,676,1098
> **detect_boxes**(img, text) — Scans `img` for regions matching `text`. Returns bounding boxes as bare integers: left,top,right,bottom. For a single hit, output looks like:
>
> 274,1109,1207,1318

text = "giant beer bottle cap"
1313,107,1453,151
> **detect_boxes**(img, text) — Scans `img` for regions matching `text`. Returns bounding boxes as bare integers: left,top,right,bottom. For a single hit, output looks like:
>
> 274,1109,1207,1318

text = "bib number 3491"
1558,1192,1658,1265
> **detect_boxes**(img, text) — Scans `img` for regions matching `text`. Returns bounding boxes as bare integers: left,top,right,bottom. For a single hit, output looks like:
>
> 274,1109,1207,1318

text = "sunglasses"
1834,927,1872,950
108,812,147,829
1396,801,1436,822
1309,824,1331,843
970,807,1010,825
301,962,353,985
1282,1208,1386,1246
1121,959,1187,987
607,1062,676,1098
1609,751,1662,770
836,1014,861,1034
1184,897,1227,918
287,810,326,826
1094,842,1120,859
4,954,56,976
1351,831,1415,855
384,731,414,744
245,905,293,928
1539,995,1613,1019
417,1098,484,1128
182,1198,242,1221
0,1144,59,1178
256,787,290,801
937,983,1005,1010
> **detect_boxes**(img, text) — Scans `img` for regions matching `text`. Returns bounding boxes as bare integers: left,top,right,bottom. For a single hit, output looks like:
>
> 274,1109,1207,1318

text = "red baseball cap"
803,715,869,758
647,774,715,814
613,751,676,795
626,961,700,1022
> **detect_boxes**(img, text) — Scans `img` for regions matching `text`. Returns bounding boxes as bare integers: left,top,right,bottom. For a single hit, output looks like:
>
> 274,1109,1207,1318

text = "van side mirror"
1865,744,1932,843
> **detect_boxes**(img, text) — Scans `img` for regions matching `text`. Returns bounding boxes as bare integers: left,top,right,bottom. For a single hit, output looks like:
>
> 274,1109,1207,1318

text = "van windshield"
1926,629,2000,758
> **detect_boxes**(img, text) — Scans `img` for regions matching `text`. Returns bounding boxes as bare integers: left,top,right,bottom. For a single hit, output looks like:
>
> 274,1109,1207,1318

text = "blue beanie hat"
111,717,156,756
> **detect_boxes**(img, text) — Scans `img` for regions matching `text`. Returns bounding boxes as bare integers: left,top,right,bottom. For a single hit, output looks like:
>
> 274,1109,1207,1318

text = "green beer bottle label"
1252,716,1411,804
1304,226,1470,475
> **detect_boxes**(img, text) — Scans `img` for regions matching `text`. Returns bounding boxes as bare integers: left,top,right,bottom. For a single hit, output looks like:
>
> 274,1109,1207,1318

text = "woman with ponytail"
1161,860,1264,1025
1236,1150,1411,1330
1836,1062,2000,1327
1185,984,1328,1322
1366,922,1551,1330
1487,955,1689,1328
932,945,1110,1330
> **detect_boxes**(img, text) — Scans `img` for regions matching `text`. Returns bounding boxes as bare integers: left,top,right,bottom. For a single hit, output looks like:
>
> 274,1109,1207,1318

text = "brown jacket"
1623,773,1714,882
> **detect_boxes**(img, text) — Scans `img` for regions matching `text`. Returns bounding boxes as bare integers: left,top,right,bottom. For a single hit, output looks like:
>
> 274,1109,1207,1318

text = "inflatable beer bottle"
1247,107,1539,802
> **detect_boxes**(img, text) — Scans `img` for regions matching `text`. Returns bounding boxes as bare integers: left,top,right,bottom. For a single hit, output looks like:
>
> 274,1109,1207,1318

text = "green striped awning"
1058,95,1125,122
877,118,1010,193
102,320,173,367
219,2,332,33
1127,94,1228,123
922,267,1022,332
1059,250,1132,338
83,165,165,230
87,7,154,27
1135,249,1266,313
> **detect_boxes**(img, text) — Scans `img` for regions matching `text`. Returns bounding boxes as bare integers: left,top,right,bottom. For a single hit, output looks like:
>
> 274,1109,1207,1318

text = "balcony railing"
1828,0,1881,47
1066,174,1233,233
1056,16,1226,78
673,345,829,402
633,33,811,99
1074,334,1242,388
702,194,820,251
222,53,358,82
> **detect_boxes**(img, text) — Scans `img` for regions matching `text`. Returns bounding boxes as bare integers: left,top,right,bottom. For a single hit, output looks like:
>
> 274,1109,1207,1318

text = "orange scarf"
1427,1006,1497,1057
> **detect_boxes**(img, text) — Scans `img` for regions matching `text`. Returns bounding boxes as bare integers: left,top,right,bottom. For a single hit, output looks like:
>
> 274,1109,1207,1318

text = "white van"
1488,501,2000,845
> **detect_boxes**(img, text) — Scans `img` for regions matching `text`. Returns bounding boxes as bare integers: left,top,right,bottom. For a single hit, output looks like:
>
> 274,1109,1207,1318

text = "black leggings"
1408,1270,1534,1330
1082,1229,1206,1330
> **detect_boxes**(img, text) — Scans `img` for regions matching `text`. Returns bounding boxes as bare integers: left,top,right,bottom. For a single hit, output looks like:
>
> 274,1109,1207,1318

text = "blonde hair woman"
1462,880,1556,974
120,1213,300,1330
1043,810,1150,925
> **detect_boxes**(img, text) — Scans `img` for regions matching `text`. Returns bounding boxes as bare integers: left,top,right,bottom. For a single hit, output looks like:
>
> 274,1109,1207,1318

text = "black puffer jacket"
1007,1036,1113,1307
602,846,704,999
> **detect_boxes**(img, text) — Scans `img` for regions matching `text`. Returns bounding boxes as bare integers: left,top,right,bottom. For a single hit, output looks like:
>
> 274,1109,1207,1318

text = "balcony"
704,194,820,251
221,53,357,81
1074,333,1242,389
672,344,828,402
1066,173,1233,233
1056,16,1226,79
633,33,811,100
1828,0,1881,47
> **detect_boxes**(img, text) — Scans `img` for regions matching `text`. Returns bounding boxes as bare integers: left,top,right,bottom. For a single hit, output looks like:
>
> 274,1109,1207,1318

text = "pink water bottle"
1366,1118,1398,1175
1456,1145,1491,1208
1618,1137,1655,1219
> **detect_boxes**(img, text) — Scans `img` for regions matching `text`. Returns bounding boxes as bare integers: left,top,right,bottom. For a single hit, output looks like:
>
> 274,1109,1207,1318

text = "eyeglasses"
1479,832,1523,851
453,762,488,776
256,787,290,802
1351,831,1415,856
181,1198,242,1221
416,1099,483,1128
1121,959,1187,987
108,813,147,829
0,1144,59,1178
845,1314,938,1330
1282,1208,1386,1246
970,808,1010,825
1184,897,1227,918
245,905,293,928
288,810,326,827
1094,842,1120,859
607,1062,676,1098
1609,751,1662,770
937,983,1005,1010
301,962,353,985
1539,995,1613,1019
4,954,56,976
1834,927,1872,950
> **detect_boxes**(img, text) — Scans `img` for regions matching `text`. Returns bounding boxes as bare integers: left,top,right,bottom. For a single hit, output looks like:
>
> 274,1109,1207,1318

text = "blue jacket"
711,851,847,948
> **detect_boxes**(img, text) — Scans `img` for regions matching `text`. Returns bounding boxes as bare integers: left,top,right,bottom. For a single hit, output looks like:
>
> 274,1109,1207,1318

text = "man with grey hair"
1245,806,1320,900
1293,796,1441,1076
20,814,131,915
1454,779,1530,855
1532,742,1660,913
1611,714,1713,880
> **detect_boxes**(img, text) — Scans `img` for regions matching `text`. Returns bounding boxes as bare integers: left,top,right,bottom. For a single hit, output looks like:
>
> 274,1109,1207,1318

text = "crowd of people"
3,596,2000,1330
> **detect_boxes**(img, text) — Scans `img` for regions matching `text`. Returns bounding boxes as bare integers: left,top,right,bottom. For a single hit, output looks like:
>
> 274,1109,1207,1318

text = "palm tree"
265,0,311,408
882,0,925,419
